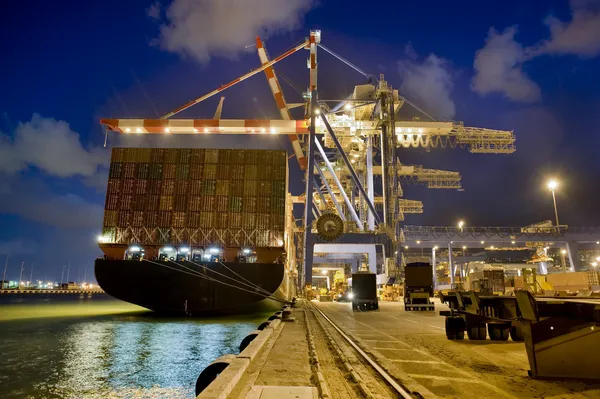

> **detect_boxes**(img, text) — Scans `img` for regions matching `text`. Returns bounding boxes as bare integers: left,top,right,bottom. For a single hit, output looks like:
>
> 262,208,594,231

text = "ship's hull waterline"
95,259,291,315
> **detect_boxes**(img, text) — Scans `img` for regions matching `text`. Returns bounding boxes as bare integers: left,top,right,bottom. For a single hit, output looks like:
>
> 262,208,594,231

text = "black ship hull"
94,259,291,315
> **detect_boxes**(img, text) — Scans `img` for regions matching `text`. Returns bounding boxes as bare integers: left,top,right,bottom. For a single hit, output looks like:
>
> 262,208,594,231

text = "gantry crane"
99,30,515,289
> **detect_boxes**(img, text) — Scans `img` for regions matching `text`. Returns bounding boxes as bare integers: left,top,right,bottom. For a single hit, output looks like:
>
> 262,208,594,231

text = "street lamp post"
547,180,560,227
2,255,8,290
458,220,464,233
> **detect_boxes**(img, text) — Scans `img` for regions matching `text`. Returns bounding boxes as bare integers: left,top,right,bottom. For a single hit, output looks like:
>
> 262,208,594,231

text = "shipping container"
173,212,186,228
200,211,214,228
179,149,191,164
104,148,288,247
230,164,245,180
257,197,271,213
244,150,259,164
176,164,189,180
256,213,271,229
148,180,162,195
244,180,257,196
189,180,203,196
229,213,242,228
201,196,214,212
219,149,232,164
147,195,159,211
151,149,165,164
190,149,205,164
159,196,173,211
243,197,256,213
162,180,176,196
103,210,118,227
231,150,245,164
205,149,219,163
190,164,204,179
123,163,136,178
107,179,121,194
216,196,229,212
257,181,272,197
242,213,256,229
122,179,134,194
230,181,244,196
135,148,151,163
144,211,158,226
120,195,133,211
118,212,131,227
244,165,258,181
174,195,187,212
216,212,228,228
202,180,216,196
176,180,188,196
188,196,202,212
187,212,200,228
134,195,147,211
229,197,243,213
137,164,150,179
109,162,123,179
163,164,177,179
203,164,217,179
132,211,144,227
149,164,163,179
135,180,147,195
217,164,230,180
159,211,172,227
215,180,231,196
111,148,125,163
165,149,179,163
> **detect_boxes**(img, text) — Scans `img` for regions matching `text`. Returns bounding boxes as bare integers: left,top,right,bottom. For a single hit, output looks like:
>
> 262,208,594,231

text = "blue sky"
1,0,599,281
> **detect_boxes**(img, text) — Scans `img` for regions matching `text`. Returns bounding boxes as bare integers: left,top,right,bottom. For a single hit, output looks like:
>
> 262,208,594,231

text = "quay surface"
198,299,600,399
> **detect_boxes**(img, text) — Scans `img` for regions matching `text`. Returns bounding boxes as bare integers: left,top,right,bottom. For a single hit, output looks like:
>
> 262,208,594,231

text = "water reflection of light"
1,299,269,398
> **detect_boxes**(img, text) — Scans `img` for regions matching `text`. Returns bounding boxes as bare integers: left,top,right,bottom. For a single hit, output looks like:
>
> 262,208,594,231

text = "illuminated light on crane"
344,103,352,110
315,109,320,115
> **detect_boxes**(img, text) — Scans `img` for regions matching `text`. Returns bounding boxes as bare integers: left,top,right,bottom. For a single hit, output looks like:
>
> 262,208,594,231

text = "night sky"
1,0,599,282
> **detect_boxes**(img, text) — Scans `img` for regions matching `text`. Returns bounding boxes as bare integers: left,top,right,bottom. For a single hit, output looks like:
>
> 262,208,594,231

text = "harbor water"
0,294,270,398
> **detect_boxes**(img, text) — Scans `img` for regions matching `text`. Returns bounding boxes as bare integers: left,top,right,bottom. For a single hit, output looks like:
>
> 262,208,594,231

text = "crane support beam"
314,138,362,229
316,106,383,226
315,166,346,221
160,39,309,119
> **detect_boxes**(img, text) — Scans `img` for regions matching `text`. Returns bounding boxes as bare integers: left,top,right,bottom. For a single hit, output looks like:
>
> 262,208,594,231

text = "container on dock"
100,148,288,251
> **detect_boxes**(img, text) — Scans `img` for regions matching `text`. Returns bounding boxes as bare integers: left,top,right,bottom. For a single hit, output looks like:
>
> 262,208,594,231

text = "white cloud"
471,27,541,103
0,114,109,178
0,177,104,229
152,0,315,63
542,0,600,56
398,48,455,120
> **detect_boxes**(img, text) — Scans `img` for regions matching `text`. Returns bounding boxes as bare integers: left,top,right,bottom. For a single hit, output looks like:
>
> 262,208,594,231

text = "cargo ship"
95,148,295,314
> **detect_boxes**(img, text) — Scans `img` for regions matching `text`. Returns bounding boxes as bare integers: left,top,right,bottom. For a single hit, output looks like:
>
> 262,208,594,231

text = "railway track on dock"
306,303,416,399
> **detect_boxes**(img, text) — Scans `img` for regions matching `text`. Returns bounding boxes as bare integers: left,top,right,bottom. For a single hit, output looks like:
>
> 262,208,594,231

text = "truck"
351,272,378,311
404,262,435,311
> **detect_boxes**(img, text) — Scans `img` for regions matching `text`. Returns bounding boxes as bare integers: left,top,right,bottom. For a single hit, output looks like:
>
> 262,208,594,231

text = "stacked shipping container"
102,148,287,248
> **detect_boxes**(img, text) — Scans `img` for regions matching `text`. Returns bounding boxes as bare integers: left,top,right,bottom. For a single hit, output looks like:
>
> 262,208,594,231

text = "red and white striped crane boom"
256,36,307,169
159,39,310,120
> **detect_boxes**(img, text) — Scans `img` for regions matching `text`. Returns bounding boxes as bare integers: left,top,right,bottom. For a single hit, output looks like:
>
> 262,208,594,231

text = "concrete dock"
197,300,600,398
